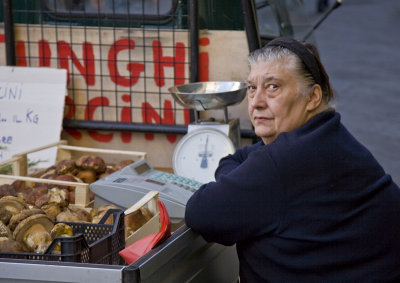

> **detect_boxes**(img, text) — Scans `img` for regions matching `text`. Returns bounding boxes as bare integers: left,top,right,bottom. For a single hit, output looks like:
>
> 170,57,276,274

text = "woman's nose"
250,88,267,108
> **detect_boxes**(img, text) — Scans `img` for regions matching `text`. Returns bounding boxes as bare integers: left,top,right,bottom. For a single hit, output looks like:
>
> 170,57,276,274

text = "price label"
0,66,67,167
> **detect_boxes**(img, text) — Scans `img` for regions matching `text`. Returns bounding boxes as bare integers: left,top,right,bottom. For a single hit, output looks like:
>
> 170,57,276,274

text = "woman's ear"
306,84,323,111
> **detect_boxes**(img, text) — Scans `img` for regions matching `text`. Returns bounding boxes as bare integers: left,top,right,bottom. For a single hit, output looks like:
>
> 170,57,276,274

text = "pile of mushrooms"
0,156,155,254
0,195,73,253
0,188,107,254
39,156,134,204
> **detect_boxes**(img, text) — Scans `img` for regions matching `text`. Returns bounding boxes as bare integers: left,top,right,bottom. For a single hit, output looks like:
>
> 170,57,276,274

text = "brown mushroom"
0,221,12,238
0,196,28,216
56,207,91,223
8,208,45,231
90,204,120,224
26,186,48,206
41,203,62,222
76,169,97,184
124,209,151,238
98,167,116,179
55,159,76,175
0,237,27,252
10,180,25,190
10,181,33,202
75,155,106,173
50,223,74,240
0,207,12,225
36,173,58,189
124,206,154,238
54,174,82,191
50,223,74,253
13,214,54,253
140,207,153,222
15,186,33,198
114,159,134,171
0,184,16,198
35,188,69,209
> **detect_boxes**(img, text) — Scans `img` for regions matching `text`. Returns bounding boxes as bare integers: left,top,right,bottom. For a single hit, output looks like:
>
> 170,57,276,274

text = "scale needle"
200,136,209,168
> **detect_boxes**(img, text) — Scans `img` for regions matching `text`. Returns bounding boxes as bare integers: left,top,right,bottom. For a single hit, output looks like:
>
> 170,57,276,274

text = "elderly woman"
185,37,400,282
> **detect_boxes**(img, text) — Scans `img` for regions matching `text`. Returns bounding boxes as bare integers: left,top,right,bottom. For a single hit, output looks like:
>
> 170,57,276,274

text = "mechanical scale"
169,81,247,183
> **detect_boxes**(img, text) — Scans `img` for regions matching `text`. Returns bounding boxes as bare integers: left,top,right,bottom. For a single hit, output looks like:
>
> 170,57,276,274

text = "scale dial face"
173,128,235,183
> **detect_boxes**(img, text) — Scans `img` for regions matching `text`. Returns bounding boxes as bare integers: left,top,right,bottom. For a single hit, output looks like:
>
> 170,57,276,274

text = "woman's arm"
185,147,284,246
215,141,264,180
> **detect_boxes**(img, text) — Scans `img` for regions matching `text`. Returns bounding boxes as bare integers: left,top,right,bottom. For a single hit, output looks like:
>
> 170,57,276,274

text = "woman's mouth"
254,116,273,123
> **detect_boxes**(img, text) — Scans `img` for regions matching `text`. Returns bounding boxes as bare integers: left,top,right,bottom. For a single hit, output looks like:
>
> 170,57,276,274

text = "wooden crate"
124,191,161,246
0,140,147,208
0,140,147,177
0,174,92,209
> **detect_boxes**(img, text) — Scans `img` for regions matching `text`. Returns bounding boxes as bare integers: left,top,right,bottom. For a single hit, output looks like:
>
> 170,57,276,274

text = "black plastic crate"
0,209,125,264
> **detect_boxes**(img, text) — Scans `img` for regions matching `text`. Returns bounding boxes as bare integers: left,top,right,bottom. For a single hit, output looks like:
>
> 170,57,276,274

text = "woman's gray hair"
248,43,334,104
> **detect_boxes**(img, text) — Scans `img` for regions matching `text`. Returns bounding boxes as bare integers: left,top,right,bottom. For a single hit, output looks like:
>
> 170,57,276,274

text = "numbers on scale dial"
173,128,235,183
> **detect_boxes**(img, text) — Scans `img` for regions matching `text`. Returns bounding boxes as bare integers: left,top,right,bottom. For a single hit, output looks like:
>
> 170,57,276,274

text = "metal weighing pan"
169,81,247,122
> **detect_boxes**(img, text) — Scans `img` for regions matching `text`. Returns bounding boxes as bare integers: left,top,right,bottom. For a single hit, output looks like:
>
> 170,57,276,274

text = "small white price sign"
0,66,67,167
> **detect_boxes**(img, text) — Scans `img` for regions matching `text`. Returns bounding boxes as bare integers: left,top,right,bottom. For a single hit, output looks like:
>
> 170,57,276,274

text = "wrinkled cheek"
248,107,254,121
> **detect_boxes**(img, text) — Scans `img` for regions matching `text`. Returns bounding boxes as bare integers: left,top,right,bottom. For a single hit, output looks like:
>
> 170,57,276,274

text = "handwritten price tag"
0,66,66,167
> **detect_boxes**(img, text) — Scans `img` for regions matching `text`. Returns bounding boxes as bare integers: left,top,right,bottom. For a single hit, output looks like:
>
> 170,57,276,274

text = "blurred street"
305,0,400,184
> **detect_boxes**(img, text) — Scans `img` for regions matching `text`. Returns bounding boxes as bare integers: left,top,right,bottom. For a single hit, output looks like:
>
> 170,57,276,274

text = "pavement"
304,0,400,184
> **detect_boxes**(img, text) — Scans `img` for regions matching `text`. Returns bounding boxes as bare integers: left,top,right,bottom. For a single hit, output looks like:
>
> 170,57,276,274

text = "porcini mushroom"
50,223,74,240
0,207,12,225
91,204,120,224
0,184,16,198
13,214,54,253
55,159,76,175
76,169,97,184
0,237,26,252
8,208,45,231
35,187,69,209
50,223,74,253
25,186,48,206
54,174,81,191
0,196,28,215
41,203,62,222
0,221,12,238
75,155,106,174
56,207,91,223
124,207,153,238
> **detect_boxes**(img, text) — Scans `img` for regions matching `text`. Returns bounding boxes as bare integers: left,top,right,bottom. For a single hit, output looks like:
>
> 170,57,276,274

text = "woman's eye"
267,84,278,90
247,85,256,91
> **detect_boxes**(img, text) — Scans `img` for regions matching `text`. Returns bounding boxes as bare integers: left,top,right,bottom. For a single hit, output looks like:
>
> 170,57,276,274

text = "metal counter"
0,224,239,283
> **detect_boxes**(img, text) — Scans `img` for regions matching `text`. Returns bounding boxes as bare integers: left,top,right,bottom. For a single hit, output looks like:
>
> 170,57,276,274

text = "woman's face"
247,59,311,144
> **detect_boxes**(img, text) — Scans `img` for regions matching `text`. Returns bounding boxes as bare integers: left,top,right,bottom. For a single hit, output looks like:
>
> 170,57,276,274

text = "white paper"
0,66,67,168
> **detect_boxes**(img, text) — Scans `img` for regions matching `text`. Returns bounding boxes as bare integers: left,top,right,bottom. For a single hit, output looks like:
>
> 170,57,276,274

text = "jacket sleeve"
185,147,285,246
215,141,263,181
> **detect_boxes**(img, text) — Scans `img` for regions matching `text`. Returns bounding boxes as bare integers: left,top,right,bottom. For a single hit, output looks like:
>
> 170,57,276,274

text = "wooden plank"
58,144,147,158
0,139,147,176
0,174,92,207
124,191,159,215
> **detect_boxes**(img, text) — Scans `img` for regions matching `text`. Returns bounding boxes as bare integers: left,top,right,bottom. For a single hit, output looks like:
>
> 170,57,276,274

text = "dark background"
305,0,400,184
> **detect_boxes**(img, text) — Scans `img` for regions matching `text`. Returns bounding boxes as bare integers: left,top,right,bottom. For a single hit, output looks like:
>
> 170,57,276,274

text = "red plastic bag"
119,200,171,264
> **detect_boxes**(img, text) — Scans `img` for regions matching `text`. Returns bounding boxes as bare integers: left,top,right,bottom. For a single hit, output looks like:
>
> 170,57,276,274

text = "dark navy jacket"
185,110,400,282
